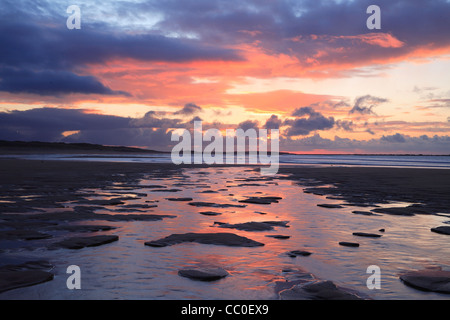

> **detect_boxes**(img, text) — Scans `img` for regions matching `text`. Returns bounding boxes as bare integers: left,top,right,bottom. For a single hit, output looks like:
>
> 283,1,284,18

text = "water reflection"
1,166,450,300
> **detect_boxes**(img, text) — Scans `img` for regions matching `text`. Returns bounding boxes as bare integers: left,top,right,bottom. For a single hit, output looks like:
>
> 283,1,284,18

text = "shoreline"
2,153,450,170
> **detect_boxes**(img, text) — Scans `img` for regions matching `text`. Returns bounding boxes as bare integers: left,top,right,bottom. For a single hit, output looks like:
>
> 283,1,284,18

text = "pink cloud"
338,33,405,48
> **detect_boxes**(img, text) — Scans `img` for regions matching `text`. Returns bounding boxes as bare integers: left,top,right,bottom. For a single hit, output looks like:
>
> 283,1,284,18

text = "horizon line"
1,140,449,157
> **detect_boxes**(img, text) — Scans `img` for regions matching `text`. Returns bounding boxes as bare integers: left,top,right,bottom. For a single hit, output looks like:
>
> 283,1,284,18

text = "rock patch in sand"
119,204,157,209
352,232,382,238
238,196,282,205
400,269,450,293
178,267,229,281
317,204,344,209
266,235,290,239
286,250,312,257
430,226,450,235
352,211,381,216
199,211,222,216
237,183,266,187
166,197,193,202
279,280,363,300
77,198,125,206
188,201,246,208
0,261,54,293
371,207,416,216
94,213,176,222
275,267,366,300
52,235,119,249
0,229,52,241
216,221,289,232
339,242,360,247
145,232,264,248
198,190,219,194
150,188,182,192
47,225,116,233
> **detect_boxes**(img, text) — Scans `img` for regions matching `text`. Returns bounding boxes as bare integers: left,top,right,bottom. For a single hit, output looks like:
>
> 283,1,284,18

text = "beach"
1,158,450,300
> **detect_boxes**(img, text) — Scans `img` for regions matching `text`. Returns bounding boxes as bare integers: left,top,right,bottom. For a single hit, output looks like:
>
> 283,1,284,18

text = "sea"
2,153,450,169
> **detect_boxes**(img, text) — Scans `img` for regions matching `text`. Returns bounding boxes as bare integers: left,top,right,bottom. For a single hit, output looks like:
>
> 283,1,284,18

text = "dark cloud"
174,103,202,115
0,68,130,96
130,111,181,128
237,120,259,131
2,106,449,154
366,128,376,135
300,100,351,111
285,107,335,136
2,0,448,85
264,115,282,130
335,120,354,132
0,4,242,97
63,127,173,150
332,100,351,109
0,107,182,150
350,95,388,115
0,107,130,131
291,106,317,117
0,15,242,70
280,133,450,154
1,0,448,98
143,0,450,70
187,116,203,124
381,133,406,143
422,99,450,109
0,107,130,141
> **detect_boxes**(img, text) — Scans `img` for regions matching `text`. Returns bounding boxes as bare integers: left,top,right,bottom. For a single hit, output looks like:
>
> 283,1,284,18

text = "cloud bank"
1,106,448,154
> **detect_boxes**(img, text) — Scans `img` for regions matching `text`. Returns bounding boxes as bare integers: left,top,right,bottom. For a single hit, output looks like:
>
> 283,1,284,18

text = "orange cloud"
336,33,405,48
47,38,450,118
225,90,336,114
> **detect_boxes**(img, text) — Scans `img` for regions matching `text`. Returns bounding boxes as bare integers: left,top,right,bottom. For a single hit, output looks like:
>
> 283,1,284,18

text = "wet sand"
1,158,450,299
2,158,448,202
3,159,448,218
279,166,450,215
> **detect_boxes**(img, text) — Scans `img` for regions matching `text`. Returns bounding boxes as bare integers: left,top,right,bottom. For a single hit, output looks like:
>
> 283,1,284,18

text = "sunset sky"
1,0,449,153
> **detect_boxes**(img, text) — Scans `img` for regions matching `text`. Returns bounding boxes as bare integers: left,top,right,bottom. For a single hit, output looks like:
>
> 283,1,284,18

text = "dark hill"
0,140,166,154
